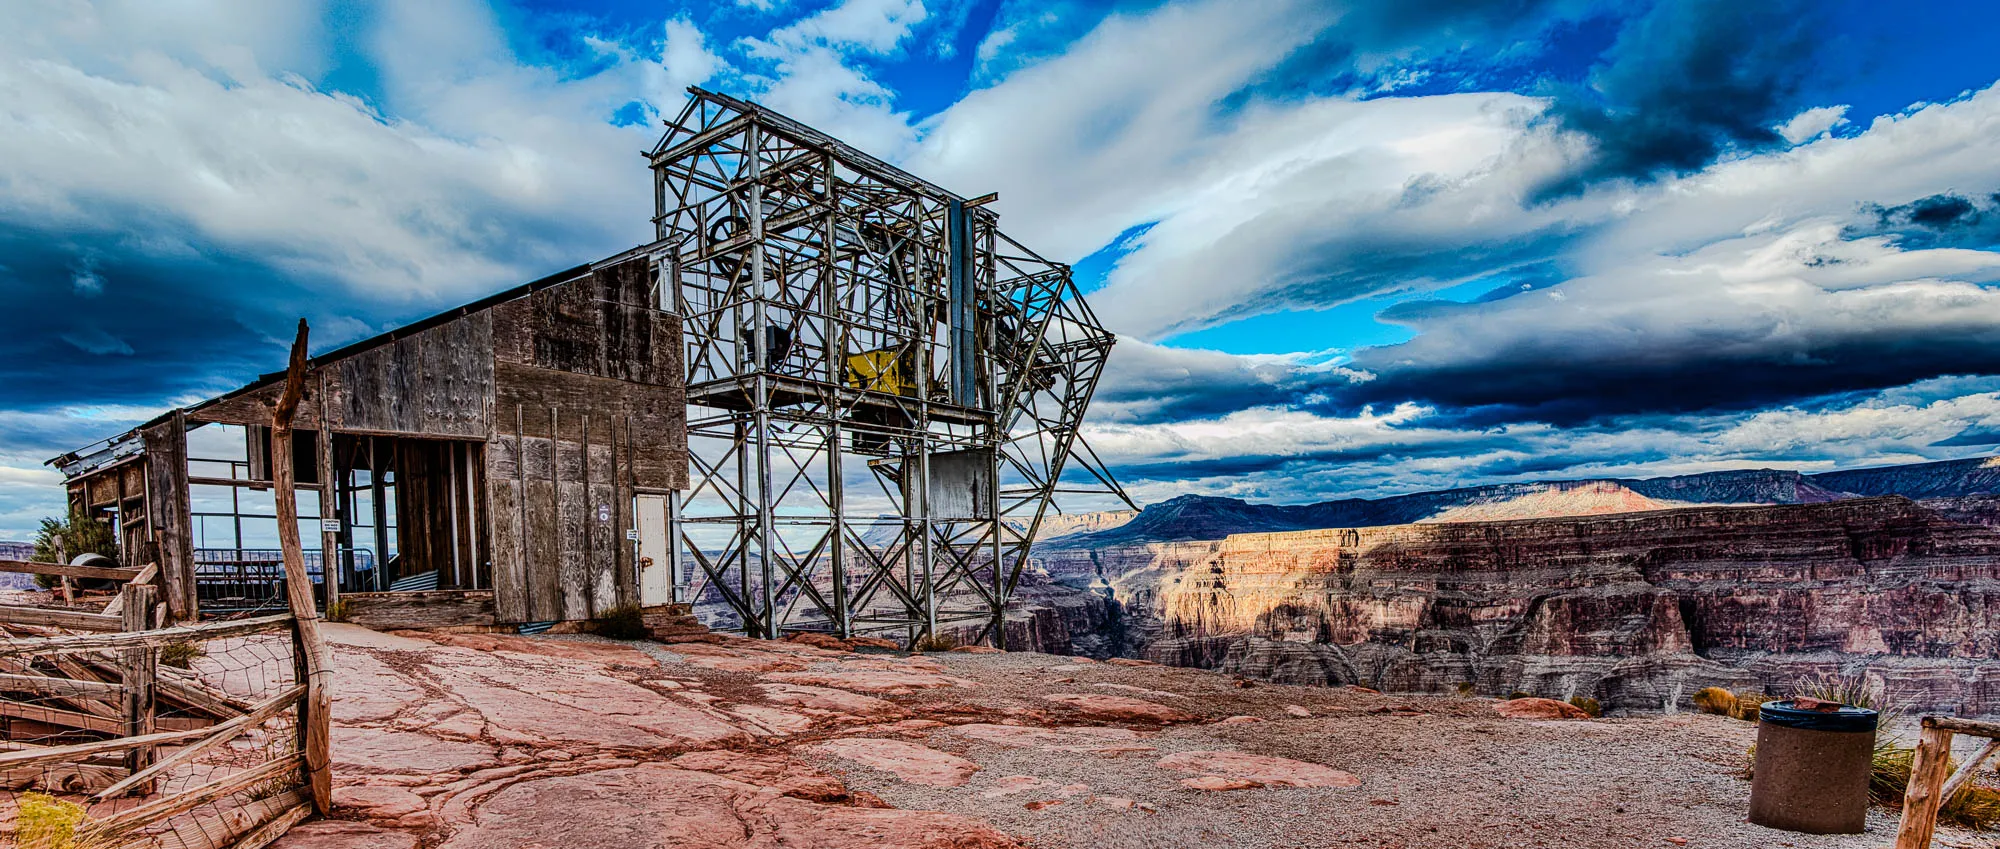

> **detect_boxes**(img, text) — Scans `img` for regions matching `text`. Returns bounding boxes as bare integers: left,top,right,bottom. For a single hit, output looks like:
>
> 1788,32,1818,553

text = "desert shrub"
1506,691,1533,701
18,792,95,849
1454,682,1476,697
1733,690,1770,722
1868,743,2000,829
160,641,206,670
1569,696,1603,717
912,632,959,652
29,510,119,590
591,604,648,641
1692,686,1737,717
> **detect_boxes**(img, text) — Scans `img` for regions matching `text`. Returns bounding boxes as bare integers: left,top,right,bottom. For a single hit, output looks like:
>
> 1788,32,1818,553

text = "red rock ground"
271,625,1972,849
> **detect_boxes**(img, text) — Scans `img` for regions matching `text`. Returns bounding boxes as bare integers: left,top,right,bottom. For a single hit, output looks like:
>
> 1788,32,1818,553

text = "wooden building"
48,256,689,626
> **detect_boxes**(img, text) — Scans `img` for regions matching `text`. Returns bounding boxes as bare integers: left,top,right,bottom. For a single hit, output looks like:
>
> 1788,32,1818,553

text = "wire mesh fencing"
1,580,310,849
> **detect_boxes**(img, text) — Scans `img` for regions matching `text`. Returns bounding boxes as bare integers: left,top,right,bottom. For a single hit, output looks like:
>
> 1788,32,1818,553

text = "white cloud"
1777,104,1849,143
0,0,717,305
906,0,1584,338
737,0,929,156
766,0,929,54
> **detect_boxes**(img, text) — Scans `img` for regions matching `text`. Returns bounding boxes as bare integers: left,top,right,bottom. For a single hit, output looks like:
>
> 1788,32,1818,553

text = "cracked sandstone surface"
272,624,1954,849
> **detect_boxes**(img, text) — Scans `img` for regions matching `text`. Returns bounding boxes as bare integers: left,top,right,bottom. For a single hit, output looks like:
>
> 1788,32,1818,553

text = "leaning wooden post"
271,318,333,815
1893,718,1956,849
55,533,74,606
119,582,158,793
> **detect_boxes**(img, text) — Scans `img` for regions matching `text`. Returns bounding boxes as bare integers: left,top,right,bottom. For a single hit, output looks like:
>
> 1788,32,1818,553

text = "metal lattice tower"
642,88,1128,645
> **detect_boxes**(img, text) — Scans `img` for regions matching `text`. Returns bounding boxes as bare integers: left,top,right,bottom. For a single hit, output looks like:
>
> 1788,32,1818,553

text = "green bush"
1569,696,1603,717
30,510,119,590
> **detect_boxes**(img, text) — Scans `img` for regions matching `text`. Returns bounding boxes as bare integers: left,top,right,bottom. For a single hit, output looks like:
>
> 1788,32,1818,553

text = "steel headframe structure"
643,87,1129,646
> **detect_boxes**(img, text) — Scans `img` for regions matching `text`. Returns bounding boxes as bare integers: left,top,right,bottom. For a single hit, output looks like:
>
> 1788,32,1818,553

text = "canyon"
1006,458,2000,714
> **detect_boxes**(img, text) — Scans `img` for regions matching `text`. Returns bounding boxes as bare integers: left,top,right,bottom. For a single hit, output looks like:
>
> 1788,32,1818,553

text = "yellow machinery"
845,348,915,397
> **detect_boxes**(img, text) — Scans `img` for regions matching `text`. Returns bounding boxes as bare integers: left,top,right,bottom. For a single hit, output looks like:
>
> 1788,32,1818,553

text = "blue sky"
4,0,2000,536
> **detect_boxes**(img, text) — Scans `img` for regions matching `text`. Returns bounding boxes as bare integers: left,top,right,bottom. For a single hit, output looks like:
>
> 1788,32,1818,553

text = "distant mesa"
1045,455,2000,547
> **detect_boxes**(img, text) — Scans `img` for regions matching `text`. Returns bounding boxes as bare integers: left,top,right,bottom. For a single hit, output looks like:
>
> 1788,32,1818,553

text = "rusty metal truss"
636,87,1129,645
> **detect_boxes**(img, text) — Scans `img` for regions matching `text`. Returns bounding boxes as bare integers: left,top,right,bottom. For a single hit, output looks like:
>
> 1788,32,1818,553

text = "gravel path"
797,652,1991,849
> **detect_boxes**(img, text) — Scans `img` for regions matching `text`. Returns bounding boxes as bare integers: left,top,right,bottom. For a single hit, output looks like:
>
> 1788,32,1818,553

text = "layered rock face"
1116,497,2000,714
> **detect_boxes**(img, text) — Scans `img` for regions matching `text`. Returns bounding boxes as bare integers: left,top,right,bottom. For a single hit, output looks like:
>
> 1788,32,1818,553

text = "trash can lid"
1759,700,1878,732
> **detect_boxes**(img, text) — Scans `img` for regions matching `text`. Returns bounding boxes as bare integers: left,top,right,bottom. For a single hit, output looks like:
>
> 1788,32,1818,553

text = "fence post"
271,318,334,815
119,582,158,793
1894,719,1956,849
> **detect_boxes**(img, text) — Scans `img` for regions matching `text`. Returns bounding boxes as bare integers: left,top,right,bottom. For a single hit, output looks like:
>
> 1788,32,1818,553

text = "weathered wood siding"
322,313,494,438
487,260,688,622
188,314,492,439
141,412,196,622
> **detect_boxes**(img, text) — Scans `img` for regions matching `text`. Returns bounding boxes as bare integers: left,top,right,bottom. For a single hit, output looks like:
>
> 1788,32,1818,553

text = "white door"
636,494,672,606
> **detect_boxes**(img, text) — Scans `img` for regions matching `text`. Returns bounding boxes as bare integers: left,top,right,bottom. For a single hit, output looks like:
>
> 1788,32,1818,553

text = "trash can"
1748,699,1879,834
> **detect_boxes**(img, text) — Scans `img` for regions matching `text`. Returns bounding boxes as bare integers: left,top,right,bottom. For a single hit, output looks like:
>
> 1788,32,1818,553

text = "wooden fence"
1894,715,2000,848
0,559,330,849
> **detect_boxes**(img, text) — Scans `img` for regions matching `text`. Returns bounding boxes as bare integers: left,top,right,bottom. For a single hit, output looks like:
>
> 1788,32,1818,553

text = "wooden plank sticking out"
0,605,124,631
0,672,125,700
225,800,313,849
0,698,124,733
0,559,141,582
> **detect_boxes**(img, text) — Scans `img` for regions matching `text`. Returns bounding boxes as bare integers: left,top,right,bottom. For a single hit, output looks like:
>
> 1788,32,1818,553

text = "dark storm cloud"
0,232,359,416
1091,340,1373,426
1334,291,2000,426
1535,0,1822,199
1934,426,2000,448
1849,192,2000,250
1231,0,1575,101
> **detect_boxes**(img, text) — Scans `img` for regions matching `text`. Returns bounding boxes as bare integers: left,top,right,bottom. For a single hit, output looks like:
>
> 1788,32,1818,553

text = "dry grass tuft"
911,632,960,652
160,640,206,669
1692,686,1737,717
1568,696,1603,717
18,792,106,849
1732,690,1768,722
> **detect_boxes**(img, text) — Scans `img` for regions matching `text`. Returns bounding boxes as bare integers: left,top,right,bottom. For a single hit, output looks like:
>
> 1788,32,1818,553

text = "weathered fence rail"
1893,715,2000,848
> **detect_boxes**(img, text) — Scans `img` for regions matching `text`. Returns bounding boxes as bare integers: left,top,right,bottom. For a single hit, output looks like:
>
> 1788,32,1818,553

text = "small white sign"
597,504,611,522
324,519,342,533
625,529,641,541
